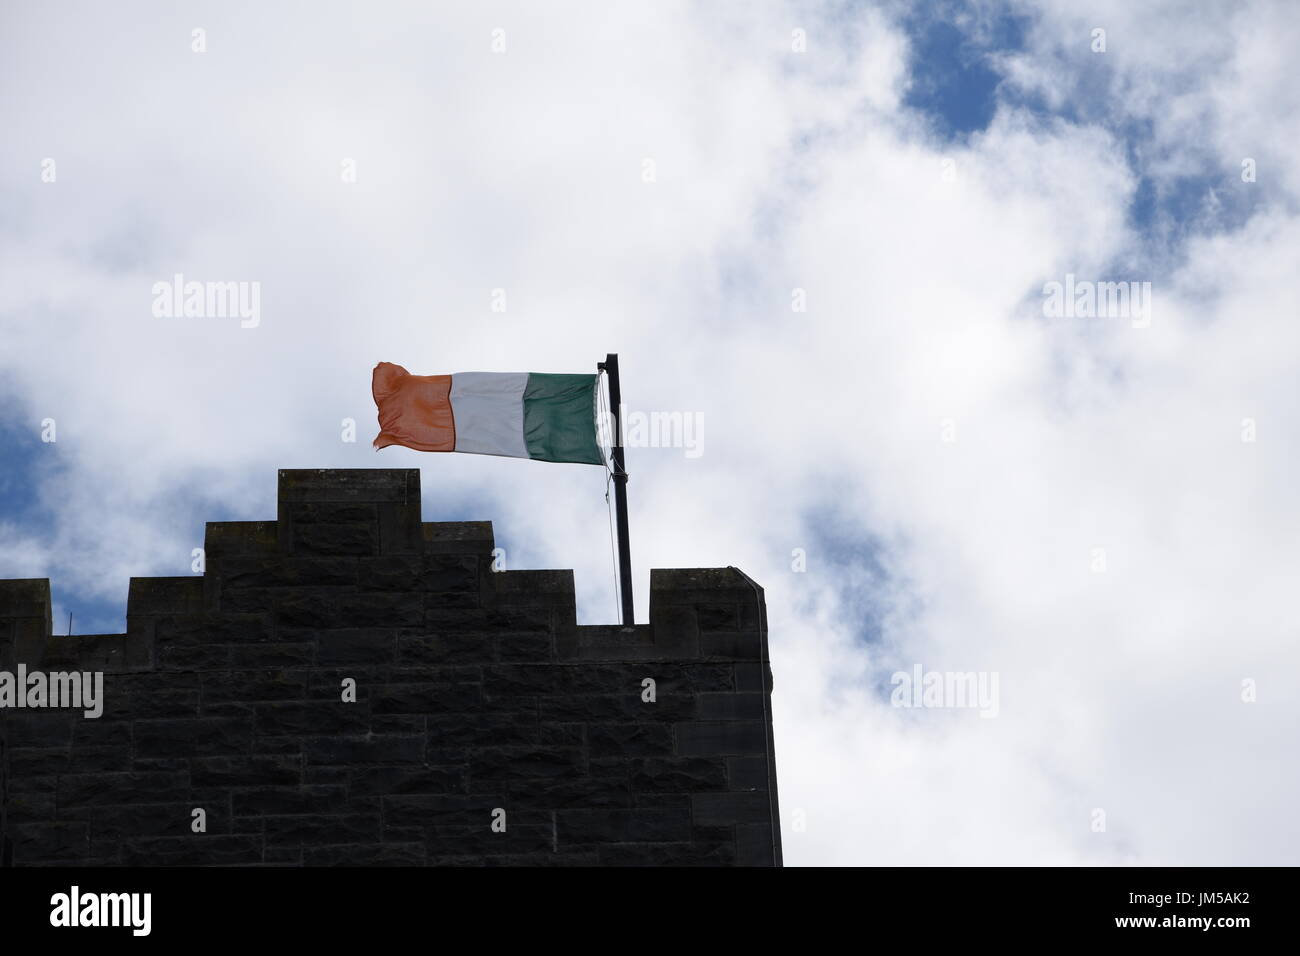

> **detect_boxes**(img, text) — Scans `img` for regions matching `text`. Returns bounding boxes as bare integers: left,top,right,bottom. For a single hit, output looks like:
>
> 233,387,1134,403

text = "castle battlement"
0,469,780,866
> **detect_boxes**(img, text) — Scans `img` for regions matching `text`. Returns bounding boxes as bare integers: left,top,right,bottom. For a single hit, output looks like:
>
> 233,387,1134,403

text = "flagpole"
598,353,635,626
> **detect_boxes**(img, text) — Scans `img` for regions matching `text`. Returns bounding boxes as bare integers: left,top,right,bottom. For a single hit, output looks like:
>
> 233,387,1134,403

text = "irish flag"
372,362,605,465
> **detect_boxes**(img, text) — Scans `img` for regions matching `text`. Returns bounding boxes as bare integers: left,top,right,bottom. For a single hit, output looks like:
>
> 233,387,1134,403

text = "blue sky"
901,2,1271,247
901,3,1028,140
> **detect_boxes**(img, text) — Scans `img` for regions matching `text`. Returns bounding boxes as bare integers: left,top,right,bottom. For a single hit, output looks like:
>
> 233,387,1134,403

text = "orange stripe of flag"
372,362,456,452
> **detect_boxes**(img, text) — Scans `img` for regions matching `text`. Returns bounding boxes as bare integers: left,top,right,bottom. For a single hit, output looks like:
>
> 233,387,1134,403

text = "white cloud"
1,0,1297,864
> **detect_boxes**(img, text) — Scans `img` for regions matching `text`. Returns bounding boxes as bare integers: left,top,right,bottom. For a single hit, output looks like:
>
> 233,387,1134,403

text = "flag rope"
597,370,621,623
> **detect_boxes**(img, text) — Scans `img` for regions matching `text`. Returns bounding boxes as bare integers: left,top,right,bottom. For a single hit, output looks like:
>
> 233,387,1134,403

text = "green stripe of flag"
522,373,604,464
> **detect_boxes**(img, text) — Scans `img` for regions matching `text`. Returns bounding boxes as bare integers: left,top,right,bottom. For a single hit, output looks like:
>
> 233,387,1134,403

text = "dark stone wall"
0,469,780,866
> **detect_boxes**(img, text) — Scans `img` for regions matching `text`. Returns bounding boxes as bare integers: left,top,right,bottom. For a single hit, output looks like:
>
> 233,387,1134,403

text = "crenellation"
0,468,780,866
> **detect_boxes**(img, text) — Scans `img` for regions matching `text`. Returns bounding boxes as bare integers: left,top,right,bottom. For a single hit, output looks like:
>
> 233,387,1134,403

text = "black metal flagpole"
598,353,635,626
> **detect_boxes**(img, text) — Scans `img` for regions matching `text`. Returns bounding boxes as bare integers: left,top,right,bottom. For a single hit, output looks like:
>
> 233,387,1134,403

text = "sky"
2,0,1298,865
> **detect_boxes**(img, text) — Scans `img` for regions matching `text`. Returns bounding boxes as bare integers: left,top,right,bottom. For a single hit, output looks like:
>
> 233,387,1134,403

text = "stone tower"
0,469,781,866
